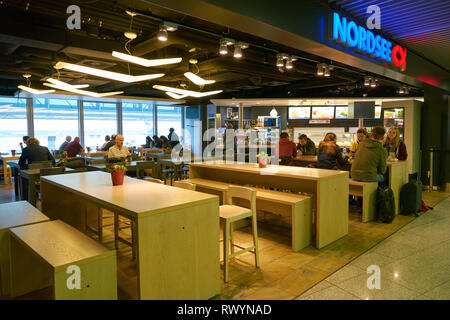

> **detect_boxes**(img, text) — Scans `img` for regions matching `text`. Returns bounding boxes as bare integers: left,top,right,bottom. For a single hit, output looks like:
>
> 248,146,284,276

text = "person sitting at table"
145,136,153,148
58,136,72,154
296,134,316,155
153,135,162,148
159,136,171,149
101,134,116,151
349,128,368,157
351,126,387,183
18,137,55,169
277,132,297,165
19,135,30,150
383,127,407,160
64,137,85,157
101,135,111,150
316,132,349,170
107,134,131,159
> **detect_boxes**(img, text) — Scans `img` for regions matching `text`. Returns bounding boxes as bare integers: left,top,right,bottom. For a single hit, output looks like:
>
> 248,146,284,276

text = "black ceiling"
0,0,423,101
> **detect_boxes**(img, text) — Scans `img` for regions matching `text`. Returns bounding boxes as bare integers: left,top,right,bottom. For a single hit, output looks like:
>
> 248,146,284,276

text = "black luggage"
400,173,422,216
377,185,396,223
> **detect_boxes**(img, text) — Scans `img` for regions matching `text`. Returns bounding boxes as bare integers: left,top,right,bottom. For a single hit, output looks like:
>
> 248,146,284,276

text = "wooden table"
189,162,349,249
0,201,50,296
387,161,408,215
9,220,117,299
20,167,74,207
88,161,139,172
40,171,220,299
137,148,163,160
0,153,20,184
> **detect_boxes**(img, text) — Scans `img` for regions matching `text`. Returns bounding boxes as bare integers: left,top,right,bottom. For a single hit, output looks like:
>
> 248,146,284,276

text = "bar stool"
173,180,196,191
220,186,260,282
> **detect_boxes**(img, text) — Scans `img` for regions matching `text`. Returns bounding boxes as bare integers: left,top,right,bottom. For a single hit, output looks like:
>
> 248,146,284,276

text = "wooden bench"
187,178,312,251
0,201,50,296
349,180,378,222
9,220,117,299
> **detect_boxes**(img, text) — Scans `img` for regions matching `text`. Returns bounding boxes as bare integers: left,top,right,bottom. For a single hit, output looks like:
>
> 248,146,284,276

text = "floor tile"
371,239,419,260
423,280,450,300
349,252,396,271
325,264,365,285
294,280,333,298
297,284,360,300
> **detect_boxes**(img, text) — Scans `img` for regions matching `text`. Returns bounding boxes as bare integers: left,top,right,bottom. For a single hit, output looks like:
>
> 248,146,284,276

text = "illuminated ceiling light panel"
18,85,55,94
112,51,182,67
153,85,222,98
184,72,216,85
54,62,165,83
44,78,123,97
43,83,90,89
165,92,188,99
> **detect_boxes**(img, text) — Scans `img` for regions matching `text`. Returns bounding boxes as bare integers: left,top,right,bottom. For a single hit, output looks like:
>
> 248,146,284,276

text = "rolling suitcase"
400,172,422,216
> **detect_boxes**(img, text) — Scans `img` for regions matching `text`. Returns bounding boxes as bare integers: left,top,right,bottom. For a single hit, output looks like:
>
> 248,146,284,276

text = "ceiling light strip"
112,51,182,67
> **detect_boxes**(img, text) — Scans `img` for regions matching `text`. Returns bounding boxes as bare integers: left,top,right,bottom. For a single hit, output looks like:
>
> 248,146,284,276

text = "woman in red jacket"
383,127,408,160
277,132,297,165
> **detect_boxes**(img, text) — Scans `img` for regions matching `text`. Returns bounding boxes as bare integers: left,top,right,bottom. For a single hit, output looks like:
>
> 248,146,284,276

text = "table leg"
12,167,19,200
28,175,37,207
2,159,6,185
20,175,29,203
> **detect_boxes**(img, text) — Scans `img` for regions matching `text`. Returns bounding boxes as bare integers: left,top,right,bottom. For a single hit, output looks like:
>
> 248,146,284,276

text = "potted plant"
256,152,272,168
108,161,127,186
55,151,68,168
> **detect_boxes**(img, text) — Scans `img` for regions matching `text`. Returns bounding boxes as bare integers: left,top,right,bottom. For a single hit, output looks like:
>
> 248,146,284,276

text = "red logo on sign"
392,45,407,71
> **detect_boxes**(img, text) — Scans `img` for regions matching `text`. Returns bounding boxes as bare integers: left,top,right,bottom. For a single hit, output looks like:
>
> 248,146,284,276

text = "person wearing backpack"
350,127,387,183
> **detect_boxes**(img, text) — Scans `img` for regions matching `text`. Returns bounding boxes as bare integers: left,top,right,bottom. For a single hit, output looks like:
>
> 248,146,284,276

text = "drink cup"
11,150,16,156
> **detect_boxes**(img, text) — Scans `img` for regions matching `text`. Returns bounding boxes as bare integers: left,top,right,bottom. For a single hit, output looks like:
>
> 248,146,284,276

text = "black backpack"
377,185,396,223
400,173,422,217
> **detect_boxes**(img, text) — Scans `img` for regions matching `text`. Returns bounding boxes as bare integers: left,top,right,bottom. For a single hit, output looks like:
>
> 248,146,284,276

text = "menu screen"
375,106,381,119
312,107,335,119
288,107,311,119
335,107,348,119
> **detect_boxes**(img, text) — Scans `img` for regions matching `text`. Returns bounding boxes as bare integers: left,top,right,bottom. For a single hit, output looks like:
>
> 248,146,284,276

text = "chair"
39,167,65,176
136,161,160,179
173,180,196,191
0,165,12,184
28,161,53,169
143,177,164,184
220,186,260,282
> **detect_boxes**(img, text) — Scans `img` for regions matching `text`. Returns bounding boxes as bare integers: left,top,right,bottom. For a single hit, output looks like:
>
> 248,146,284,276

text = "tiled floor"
1,178,449,300
296,196,450,300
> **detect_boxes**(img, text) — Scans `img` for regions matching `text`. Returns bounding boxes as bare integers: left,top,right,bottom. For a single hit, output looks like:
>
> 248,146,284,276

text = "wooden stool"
219,186,259,282
173,180,196,191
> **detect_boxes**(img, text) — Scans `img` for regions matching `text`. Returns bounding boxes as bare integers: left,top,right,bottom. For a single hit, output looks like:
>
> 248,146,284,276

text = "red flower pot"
111,171,125,186
258,158,267,168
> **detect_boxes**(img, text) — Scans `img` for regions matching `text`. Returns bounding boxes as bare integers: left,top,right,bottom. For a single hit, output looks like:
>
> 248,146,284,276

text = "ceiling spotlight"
157,21,178,41
276,53,285,67
370,78,377,87
219,38,235,55
404,87,409,94
324,65,330,77
364,76,371,86
234,42,248,59
285,57,293,69
157,26,168,42
317,64,324,76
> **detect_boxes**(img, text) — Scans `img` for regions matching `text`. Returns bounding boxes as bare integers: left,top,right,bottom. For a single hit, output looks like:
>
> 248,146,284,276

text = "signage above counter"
330,12,407,71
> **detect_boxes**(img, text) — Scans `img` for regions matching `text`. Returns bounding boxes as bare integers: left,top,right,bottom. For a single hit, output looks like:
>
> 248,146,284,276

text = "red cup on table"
11,150,16,156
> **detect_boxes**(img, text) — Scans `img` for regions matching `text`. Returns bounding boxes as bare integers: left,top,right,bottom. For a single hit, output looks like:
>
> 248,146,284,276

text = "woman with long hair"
383,127,407,160
316,132,349,170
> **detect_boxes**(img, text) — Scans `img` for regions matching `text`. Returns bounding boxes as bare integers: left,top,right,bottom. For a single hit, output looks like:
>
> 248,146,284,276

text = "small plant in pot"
256,152,272,168
108,161,127,186
55,151,68,168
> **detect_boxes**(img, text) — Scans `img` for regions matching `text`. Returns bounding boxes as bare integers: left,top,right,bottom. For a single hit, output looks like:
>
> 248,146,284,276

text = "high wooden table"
386,160,408,215
40,171,220,299
189,162,349,249
0,153,20,184
0,201,50,296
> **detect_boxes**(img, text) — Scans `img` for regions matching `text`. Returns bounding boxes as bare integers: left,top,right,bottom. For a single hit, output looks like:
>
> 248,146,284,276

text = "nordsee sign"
330,12,407,71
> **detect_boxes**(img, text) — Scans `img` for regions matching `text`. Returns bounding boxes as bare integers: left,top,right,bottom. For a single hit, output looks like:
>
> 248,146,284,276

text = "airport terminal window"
33,98,79,152
84,101,117,150
122,103,154,148
157,105,183,141
0,97,28,153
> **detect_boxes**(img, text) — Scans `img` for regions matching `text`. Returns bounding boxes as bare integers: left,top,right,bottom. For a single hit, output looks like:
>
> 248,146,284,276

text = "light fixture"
125,9,137,17
18,85,55,95
43,83,90,89
398,87,405,94
165,92,188,99
364,76,371,86
157,21,178,41
153,85,222,98
44,78,123,97
285,57,293,69
124,32,137,40
324,65,330,77
370,78,377,87
270,107,278,117
233,41,248,59
54,62,165,83
317,64,324,75
184,72,216,85
276,53,285,67
404,87,409,94
112,51,182,67
219,38,235,55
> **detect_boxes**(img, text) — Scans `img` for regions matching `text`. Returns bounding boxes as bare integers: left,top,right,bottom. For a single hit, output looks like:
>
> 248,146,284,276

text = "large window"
0,97,28,153
84,102,117,150
157,106,183,141
33,98,79,152
122,103,154,148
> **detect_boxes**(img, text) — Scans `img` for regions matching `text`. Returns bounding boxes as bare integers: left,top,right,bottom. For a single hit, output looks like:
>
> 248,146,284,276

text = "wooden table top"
20,167,74,178
41,171,218,217
190,161,348,180
293,155,318,162
9,220,113,270
89,161,139,170
0,201,49,231
0,154,20,161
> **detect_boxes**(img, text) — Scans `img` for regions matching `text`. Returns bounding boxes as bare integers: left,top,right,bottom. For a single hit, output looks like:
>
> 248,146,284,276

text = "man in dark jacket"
351,127,387,182
297,134,316,155
18,137,55,169
101,134,116,151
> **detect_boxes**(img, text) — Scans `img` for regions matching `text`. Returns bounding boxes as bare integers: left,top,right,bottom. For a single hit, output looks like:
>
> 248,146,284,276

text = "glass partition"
33,98,79,152
84,101,117,150
122,102,154,148
0,97,28,153
157,105,183,141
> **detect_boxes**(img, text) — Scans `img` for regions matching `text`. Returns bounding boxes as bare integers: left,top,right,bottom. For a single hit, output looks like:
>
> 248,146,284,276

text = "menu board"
384,110,395,119
312,107,334,119
375,106,381,119
335,106,348,119
288,107,310,119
